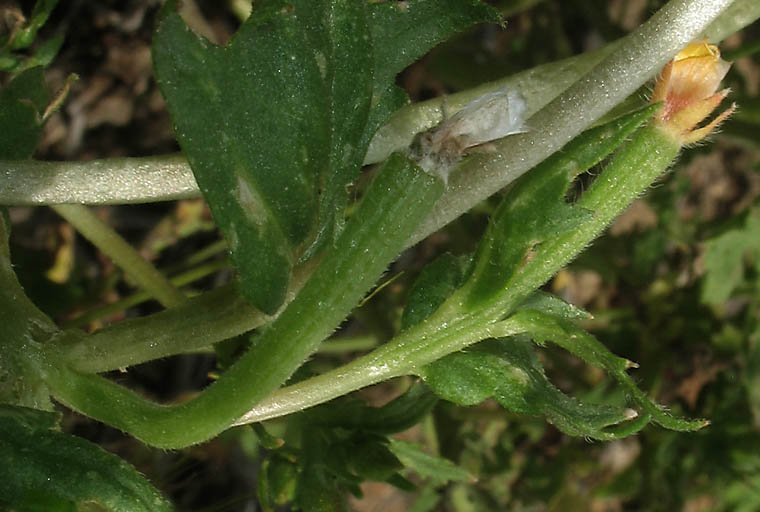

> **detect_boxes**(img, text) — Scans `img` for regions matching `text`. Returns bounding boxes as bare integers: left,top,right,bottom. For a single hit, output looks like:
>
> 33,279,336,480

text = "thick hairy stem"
233,123,682,425
48,155,444,448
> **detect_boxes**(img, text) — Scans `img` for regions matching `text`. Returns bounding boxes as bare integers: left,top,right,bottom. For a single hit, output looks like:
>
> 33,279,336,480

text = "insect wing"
450,89,527,148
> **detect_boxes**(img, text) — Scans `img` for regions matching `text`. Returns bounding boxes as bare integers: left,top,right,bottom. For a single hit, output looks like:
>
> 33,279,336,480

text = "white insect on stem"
409,87,527,183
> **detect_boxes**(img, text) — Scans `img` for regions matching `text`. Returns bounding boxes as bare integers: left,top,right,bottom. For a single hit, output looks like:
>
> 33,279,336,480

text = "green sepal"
341,434,404,482
258,455,299,510
465,103,662,308
515,291,592,321
295,427,349,512
401,253,471,331
259,385,440,509
296,468,347,512
0,405,172,512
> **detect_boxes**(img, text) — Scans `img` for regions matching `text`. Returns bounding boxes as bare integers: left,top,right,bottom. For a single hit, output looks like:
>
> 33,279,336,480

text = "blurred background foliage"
3,0,759,510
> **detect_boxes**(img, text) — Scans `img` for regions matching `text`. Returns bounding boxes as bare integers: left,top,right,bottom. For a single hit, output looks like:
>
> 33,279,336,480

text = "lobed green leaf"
153,0,499,313
153,0,329,313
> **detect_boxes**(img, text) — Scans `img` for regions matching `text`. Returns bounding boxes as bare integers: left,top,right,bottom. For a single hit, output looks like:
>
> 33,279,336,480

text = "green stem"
52,204,186,309
317,336,380,354
63,258,229,330
62,284,267,373
48,154,444,448
232,124,682,425
233,316,526,424
0,154,198,205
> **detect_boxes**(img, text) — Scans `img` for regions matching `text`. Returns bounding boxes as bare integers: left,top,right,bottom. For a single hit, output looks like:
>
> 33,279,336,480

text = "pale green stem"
63,258,228,330
63,284,267,373
0,154,197,205
51,204,186,308
62,254,319,373
703,0,760,41
0,0,752,212
232,317,526,424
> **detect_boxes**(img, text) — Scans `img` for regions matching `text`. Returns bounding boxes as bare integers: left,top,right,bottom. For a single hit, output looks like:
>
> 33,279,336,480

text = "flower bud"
651,40,735,145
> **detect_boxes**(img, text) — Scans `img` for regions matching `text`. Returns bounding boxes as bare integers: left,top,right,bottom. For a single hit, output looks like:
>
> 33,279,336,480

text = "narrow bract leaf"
421,338,636,440
510,310,632,373
508,309,707,432
9,0,59,50
516,291,592,321
0,405,172,512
